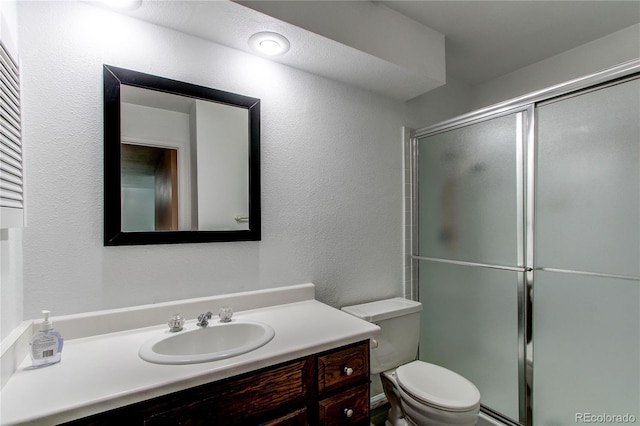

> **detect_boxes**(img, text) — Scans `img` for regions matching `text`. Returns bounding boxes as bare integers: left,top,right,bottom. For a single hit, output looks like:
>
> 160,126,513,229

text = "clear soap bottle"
29,310,64,367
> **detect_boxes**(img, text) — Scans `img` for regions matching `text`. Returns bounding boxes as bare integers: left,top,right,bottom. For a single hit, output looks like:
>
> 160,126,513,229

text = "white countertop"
0,297,379,425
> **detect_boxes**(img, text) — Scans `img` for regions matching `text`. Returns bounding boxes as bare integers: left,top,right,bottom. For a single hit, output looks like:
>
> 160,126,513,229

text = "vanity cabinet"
62,340,369,426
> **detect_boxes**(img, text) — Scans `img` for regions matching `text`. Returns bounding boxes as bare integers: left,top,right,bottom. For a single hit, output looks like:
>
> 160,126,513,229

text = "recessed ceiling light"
249,32,290,56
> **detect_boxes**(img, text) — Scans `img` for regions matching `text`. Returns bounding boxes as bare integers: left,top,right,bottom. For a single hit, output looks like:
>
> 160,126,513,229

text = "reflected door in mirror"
121,144,178,232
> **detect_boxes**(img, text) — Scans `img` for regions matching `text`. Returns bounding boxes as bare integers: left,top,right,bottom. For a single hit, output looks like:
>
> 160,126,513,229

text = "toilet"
342,298,480,426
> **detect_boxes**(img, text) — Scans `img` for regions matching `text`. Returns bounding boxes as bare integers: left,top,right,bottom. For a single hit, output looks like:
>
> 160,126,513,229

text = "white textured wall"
17,1,404,319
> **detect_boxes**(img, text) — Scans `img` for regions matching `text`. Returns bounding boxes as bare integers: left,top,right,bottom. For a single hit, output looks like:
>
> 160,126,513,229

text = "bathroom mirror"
103,65,261,245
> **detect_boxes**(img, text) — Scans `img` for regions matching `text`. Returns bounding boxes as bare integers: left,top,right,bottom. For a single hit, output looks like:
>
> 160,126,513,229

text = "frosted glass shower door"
416,111,525,422
533,272,639,425
418,262,521,421
417,113,522,266
536,78,640,277
534,77,640,425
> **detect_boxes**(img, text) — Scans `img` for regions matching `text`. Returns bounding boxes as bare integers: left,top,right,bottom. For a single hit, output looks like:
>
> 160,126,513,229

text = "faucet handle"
168,314,185,332
197,311,213,327
218,306,233,323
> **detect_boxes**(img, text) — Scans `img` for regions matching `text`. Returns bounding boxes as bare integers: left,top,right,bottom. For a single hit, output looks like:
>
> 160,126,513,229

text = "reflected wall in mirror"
104,65,260,245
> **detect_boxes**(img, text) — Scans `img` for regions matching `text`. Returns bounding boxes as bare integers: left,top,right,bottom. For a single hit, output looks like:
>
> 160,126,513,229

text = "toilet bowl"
342,298,481,426
390,360,480,425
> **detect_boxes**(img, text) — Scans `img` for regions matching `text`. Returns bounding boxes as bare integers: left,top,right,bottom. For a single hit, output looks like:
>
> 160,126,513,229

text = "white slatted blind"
0,40,23,219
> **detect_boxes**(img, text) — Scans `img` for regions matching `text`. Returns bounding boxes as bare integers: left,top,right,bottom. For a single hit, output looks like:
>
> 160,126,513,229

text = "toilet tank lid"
341,297,422,322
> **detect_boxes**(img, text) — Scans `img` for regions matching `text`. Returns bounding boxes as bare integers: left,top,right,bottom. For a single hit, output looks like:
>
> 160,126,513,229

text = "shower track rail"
411,256,532,273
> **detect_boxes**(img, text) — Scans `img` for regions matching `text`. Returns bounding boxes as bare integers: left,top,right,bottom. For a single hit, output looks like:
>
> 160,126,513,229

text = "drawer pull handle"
344,367,354,376
344,408,354,418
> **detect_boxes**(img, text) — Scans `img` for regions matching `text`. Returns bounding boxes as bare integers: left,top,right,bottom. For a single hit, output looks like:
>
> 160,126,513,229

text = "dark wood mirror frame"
103,65,261,246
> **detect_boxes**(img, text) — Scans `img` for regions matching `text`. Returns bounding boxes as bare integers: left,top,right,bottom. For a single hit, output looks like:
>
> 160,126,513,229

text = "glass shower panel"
418,113,521,266
418,260,520,421
533,271,640,425
536,77,640,277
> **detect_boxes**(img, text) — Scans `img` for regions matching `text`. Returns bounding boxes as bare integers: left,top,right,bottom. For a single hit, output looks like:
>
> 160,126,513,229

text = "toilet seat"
395,361,481,412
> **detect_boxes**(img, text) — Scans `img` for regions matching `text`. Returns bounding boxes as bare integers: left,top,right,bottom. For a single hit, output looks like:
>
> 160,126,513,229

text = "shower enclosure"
410,60,639,426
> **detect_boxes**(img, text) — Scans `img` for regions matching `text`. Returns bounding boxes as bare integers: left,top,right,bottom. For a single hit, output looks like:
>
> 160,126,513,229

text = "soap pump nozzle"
41,310,53,331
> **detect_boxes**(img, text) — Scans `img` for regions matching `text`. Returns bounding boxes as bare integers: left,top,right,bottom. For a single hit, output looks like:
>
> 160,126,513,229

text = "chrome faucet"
197,311,213,327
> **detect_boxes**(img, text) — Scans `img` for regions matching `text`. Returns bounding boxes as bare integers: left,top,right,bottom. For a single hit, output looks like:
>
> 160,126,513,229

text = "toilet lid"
395,361,480,411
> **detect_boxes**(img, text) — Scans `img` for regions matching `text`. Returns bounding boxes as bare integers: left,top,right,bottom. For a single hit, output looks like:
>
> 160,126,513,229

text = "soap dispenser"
29,310,64,367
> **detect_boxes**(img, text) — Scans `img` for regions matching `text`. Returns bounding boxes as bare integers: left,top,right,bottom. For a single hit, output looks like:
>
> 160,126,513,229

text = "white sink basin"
139,319,275,365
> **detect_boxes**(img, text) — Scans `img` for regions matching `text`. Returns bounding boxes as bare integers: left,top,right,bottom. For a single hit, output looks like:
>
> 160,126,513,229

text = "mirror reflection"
120,85,249,232
103,65,261,245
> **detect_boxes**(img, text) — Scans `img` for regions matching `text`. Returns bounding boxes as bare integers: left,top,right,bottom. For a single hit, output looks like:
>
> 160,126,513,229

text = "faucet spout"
197,312,213,327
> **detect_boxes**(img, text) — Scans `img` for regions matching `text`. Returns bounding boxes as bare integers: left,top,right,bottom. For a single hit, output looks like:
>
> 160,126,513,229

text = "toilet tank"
342,298,422,374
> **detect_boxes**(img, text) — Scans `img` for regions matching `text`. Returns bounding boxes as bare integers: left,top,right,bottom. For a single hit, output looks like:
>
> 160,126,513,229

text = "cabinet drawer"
318,383,370,425
318,342,369,394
